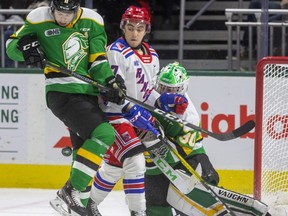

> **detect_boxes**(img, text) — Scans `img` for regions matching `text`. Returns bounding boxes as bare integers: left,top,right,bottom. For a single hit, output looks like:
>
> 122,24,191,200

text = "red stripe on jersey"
122,47,132,55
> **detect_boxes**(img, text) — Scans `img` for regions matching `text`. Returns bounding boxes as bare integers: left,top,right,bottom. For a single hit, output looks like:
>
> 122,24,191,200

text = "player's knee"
123,154,146,175
90,122,115,148
98,163,123,182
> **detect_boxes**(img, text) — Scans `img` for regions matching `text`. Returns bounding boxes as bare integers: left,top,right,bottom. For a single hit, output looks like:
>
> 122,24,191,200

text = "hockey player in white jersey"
85,6,188,216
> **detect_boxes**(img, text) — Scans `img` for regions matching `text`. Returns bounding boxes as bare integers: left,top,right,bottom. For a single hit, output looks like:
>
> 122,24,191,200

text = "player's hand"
143,120,169,158
17,34,45,68
123,104,159,136
157,92,188,114
103,74,126,105
146,139,169,158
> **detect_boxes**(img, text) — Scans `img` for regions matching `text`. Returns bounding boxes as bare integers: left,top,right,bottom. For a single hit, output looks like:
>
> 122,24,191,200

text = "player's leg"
87,161,124,216
122,154,147,216
145,173,177,216
47,92,115,215
50,129,88,216
87,122,145,216
167,170,270,216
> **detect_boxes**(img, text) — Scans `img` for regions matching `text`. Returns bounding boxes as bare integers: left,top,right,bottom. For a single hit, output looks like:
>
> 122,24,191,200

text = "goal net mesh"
255,57,288,210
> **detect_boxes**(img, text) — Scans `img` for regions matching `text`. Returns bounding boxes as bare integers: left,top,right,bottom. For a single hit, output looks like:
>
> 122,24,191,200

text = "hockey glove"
157,93,188,114
143,120,169,159
17,34,45,68
145,138,169,158
193,154,220,186
139,119,170,158
102,74,126,105
123,104,159,137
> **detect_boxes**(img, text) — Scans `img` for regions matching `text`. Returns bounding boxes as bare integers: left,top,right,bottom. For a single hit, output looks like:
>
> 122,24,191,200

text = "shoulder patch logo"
44,28,60,37
116,42,125,50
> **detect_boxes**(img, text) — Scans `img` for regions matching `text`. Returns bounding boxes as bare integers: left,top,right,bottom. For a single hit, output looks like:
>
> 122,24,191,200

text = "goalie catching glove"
156,92,188,114
17,34,45,68
102,74,126,105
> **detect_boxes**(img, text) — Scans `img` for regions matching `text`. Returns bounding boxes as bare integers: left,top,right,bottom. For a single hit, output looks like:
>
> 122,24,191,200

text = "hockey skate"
130,210,147,216
86,198,102,216
50,196,72,216
50,181,87,216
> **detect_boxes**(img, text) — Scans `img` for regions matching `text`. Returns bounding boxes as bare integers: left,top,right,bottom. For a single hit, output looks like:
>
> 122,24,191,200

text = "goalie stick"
45,62,255,141
146,154,193,195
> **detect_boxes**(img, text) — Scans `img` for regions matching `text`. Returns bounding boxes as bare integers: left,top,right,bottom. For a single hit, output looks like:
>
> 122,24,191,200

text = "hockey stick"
45,62,255,141
163,138,237,216
147,155,194,195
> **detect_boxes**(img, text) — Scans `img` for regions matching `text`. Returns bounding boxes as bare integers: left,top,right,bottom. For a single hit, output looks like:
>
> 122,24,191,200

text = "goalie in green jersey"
144,62,271,216
143,62,219,216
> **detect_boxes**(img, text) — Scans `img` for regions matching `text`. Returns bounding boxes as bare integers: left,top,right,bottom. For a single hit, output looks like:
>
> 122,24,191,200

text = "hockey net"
255,57,288,215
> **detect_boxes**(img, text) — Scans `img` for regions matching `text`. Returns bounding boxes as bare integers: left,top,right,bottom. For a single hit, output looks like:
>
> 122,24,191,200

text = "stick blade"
232,120,255,138
213,120,255,141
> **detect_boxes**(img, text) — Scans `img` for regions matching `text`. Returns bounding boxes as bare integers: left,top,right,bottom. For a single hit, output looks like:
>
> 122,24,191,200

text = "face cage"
156,83,185,95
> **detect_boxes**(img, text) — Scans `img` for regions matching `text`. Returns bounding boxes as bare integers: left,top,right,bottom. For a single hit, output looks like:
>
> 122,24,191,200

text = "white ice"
0,188,130,216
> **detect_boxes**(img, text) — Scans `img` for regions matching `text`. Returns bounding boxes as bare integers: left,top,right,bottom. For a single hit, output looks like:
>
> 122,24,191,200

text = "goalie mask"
156,62,189,95
120,6,151,33
51,0,80,13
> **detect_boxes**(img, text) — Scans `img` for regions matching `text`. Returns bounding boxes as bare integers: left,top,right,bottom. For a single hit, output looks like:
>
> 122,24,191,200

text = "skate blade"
50,197,72,216
50,197,84,216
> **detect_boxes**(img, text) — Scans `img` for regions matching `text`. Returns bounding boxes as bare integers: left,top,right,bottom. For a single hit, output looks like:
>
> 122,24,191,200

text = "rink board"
0,164,253,193
0,69,256,194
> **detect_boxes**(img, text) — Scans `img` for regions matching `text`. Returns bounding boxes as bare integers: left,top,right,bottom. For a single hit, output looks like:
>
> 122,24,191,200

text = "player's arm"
87,18,127,105
170,104,219,185
6,18,39,62
87,14,114,83
106,45,127,79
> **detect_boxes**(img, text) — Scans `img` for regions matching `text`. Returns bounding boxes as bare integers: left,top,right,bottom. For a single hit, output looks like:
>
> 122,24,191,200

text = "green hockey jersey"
146,103,206,175
6,6,114,96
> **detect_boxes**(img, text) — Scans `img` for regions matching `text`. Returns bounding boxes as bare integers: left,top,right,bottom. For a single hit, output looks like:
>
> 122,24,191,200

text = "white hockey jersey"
101,37,160,124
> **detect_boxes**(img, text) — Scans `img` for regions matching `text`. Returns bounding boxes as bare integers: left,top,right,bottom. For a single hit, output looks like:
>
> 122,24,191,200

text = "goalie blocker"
167,170,271,216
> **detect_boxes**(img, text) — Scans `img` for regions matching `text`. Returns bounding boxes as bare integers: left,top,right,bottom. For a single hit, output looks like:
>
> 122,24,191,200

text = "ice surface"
0,188,130,216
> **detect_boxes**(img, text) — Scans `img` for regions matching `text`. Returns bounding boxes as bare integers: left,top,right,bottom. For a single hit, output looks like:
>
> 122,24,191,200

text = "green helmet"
156,62,189,94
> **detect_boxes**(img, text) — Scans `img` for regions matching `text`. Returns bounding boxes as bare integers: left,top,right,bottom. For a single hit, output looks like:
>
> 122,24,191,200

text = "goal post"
254,57,288,206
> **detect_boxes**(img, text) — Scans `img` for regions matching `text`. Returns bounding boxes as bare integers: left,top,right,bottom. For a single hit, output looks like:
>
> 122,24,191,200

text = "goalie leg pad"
211,186,269,215
167,183,226,216
167,170,269,216
167,169,226,216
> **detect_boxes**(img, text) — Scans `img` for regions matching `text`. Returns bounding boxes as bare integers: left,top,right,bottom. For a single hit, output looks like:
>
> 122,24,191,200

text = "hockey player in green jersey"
6,0,158,215
144,62,271,216
143,62,219,216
